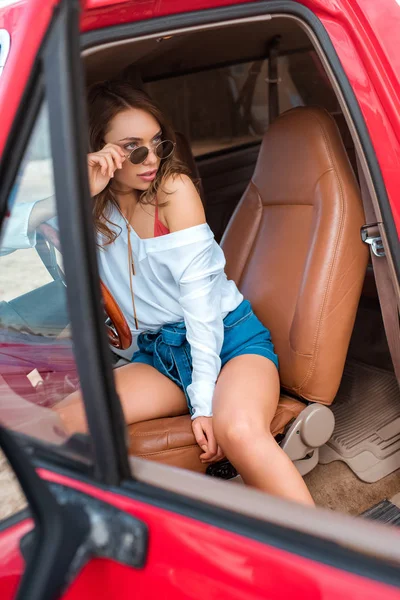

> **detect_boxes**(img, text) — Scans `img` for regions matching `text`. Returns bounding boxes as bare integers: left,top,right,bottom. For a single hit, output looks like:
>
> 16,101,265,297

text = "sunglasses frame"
126,139,176,165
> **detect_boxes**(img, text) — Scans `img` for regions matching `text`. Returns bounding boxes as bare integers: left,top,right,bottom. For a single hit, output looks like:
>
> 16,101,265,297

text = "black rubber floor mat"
362,500,400,526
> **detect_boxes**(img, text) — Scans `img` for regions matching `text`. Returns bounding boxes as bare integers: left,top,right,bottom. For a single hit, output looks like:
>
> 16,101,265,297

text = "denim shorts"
131,300,278,411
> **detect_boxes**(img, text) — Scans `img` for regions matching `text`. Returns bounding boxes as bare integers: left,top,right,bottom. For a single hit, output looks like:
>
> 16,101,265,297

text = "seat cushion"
127,395,305,472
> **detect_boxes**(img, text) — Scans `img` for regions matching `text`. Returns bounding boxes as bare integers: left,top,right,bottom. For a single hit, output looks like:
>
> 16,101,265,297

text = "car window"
147,50,340,156
0,29,11,78
0,101,91,466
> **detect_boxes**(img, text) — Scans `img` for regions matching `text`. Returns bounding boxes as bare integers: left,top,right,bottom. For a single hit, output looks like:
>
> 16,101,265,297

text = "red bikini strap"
154,196,160,231
154,196,170,236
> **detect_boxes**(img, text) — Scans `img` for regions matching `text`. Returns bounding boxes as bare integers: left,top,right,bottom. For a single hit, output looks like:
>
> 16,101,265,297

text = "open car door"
1,1,400,599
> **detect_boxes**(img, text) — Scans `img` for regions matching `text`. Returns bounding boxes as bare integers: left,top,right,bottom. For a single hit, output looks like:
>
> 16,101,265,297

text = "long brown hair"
87,80,189,246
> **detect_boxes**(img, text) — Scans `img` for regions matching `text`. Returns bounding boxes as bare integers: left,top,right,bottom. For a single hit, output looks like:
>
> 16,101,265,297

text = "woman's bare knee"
54,391,87,434
214,410,269,450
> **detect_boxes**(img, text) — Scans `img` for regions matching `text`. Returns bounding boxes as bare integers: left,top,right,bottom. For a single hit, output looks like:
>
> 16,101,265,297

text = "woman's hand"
87,143,126,197
192,416,224,463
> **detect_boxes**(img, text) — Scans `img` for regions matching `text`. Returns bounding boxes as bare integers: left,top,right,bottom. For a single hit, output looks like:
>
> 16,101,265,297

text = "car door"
1,1,400,599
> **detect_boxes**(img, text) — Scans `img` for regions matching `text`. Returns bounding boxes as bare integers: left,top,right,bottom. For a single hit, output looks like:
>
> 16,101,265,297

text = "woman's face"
104,108,162,192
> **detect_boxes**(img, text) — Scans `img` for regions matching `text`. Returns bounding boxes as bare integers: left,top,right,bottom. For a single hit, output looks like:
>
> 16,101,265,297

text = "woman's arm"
162,174,206,232
0,196,56,256
1,143,126,255
27,195,56,233
164,176,221,418
162,176,225,461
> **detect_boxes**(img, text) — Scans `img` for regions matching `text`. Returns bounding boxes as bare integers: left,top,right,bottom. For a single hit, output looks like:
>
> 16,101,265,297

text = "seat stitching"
288,169,332,358
294,110,347,393
129,430,190,437
237,182,263,289
133,444,200,457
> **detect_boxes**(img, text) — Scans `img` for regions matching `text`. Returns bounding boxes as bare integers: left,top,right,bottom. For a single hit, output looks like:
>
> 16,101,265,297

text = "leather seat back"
221,107,368,404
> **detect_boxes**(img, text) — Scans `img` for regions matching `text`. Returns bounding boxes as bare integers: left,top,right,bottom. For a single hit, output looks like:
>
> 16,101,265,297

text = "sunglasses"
126,139,176,165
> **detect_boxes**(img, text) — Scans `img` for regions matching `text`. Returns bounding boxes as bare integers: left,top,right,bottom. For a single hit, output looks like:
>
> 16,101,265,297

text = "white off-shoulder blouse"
0,202,243,419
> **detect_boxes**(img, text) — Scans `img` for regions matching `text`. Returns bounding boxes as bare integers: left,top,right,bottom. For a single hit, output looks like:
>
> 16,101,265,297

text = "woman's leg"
212,355,315,506
55,363,187,435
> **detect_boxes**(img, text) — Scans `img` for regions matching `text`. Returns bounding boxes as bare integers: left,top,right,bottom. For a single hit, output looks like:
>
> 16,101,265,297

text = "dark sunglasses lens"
129,146,149,165
156,140,175,160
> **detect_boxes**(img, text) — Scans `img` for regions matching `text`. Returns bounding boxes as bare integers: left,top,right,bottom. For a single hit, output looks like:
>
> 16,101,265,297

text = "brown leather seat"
128,107,368,471
128,396,304,473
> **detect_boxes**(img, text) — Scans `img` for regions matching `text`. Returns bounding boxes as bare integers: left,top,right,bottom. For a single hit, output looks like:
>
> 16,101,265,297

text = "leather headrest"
253,106,350,207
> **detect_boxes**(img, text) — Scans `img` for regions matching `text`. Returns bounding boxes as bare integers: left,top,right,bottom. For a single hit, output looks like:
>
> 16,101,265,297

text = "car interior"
1,14,399,526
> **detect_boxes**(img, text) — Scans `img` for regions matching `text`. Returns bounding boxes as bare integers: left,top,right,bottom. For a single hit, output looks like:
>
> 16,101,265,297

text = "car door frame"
0,0,130,486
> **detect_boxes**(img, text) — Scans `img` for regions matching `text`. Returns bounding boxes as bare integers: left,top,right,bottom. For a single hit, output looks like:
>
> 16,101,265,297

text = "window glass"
147,50,340,157
147,63,268,156
0,102,91,466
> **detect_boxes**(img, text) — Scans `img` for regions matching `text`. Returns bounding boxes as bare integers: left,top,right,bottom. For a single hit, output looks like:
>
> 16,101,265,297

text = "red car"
0,0,400,598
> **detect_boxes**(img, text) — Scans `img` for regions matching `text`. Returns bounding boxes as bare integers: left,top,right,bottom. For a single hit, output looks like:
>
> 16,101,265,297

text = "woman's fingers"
192,419,214,461
88,147,126,179
104,153,115,178
101,144,126,172
203,420,217,457
98,146,126,170
200,446,224,465
96,151,117,178
88,155,108,177
87,148,125,196
215,445,225,462
192,417,221,463
103,142,126,159
192,419,208,453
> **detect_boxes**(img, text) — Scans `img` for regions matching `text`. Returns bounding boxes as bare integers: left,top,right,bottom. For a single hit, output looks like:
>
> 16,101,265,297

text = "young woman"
21,80,314,505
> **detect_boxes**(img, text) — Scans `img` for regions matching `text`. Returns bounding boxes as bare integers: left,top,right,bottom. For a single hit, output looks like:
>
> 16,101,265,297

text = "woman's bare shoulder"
160,173,205,232
159,172,199,199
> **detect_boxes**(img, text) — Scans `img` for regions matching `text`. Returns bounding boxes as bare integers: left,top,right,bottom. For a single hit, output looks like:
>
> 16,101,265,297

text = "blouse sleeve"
0,201,58,257
0,201,38,256
150,225,226,419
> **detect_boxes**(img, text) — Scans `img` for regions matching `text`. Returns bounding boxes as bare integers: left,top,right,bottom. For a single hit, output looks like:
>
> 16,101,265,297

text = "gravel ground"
0,450,27,521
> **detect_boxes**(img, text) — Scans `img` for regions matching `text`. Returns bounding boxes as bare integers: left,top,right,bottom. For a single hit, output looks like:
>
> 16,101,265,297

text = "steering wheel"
37,223,132,350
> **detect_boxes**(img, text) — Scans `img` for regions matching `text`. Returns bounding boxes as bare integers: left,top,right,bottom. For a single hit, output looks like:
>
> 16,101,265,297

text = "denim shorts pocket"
223,300,254,330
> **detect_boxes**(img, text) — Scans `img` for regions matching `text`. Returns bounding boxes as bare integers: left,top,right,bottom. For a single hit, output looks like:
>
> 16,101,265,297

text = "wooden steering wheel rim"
37,224,132,350
99,280,132,350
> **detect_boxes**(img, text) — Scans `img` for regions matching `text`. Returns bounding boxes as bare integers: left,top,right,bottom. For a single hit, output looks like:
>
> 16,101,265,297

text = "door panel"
38,469,400,600
0,0,60,155
3,464,400,600
0,517,33,600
